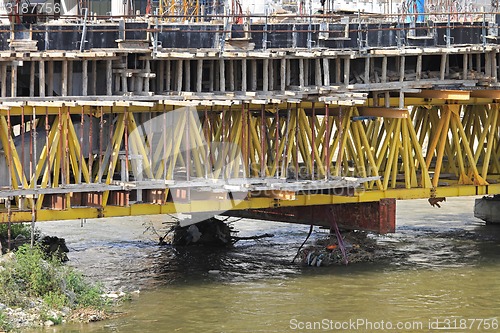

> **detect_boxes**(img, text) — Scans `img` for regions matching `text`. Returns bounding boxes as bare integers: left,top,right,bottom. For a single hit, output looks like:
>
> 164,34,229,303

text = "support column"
492,52,497,82
364,57,370,84
399,91,404,109
219,59,225,92
384,91,390,108
315,58,322,86
196,59,203,93
184,60,190,92
304,59,309,86
299,59,304,87
82,60,88,96
165,60,171,91
268,59,274,91
416,54,422,81
61,60,68,96
241,59,247,92
323,58,330,86
263,59,269,92
10,63,17,97
485,52,492,78
250,59,257,91
39,61,45,97
343,57,350,85
280,58,286,91
106,60,112,95
1,63,6,97
144,60,151,93
177,59,183,92
399,56,405,82
440,54,447,80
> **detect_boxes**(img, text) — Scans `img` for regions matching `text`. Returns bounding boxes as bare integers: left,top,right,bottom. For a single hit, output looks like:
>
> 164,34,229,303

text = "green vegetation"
0,311,12,332
0,223,33,241
0,244,110,331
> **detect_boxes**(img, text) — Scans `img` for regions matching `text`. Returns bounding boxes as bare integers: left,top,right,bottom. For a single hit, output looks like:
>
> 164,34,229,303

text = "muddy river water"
32,197,500,332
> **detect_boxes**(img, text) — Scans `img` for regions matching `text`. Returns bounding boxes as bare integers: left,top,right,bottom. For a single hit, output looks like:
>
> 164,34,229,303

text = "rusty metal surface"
223,199,396,234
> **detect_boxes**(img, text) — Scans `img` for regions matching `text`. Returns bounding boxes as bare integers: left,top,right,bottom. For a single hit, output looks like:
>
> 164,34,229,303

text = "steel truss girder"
0,102,499,223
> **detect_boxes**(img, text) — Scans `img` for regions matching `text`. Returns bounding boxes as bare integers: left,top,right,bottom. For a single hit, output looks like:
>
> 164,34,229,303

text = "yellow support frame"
0,100,499,223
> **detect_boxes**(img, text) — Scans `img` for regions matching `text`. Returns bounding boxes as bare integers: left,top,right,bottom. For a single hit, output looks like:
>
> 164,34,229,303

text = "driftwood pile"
160,217,273,247
298,230,379,266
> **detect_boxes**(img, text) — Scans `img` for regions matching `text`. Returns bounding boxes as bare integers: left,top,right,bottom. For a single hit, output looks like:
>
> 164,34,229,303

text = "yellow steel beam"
2,183,500,223
2,98,500,223
406,90,471,100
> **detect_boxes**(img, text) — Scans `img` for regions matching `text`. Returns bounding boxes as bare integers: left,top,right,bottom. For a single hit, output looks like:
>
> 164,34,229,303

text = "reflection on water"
33,197,500,332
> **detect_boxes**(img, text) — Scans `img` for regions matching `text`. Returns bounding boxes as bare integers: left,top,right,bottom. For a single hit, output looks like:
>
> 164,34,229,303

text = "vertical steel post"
275,105,280,179
325,104,330,179
260,105,265,177
124,107,129,182
295,103,299,180
45,107,52,186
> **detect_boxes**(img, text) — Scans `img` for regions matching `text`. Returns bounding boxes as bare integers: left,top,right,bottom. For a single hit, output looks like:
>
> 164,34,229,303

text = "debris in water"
160,217,274,247
298,230,379,266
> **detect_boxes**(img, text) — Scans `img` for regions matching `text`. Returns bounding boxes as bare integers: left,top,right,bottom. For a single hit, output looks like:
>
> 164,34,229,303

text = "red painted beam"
222,199,396,234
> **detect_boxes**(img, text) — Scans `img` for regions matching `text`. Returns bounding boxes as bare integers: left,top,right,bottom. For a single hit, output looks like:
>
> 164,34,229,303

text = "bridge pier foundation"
223,199,396,234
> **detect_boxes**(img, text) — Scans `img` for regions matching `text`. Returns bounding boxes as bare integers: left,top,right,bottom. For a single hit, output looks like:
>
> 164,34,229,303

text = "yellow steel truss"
0,99,499,223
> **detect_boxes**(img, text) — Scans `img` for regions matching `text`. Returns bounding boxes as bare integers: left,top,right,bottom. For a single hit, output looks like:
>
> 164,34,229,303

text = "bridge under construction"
1,2,500,236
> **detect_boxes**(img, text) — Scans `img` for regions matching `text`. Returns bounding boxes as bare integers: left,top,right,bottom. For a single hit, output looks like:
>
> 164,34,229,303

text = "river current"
33,196,500,332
